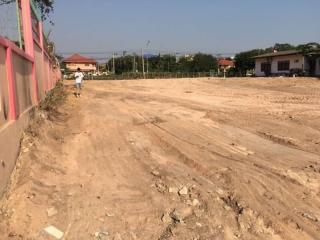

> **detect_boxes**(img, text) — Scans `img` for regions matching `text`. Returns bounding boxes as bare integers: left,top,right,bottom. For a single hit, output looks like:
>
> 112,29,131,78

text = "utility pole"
141,48,145,78
133,54,136,73
112,53,115,74
146,41,151,76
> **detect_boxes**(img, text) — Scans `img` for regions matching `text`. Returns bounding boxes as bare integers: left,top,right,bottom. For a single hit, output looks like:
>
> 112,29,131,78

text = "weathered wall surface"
0,38,61,196
12,51,33,116
0,110,34,195
0,0,63,196
0,46,9,126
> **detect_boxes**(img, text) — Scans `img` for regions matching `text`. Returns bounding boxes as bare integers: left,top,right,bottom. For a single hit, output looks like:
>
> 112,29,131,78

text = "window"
278,61,290,71
294,59,299,63
85,64,90,66
261,62,271,72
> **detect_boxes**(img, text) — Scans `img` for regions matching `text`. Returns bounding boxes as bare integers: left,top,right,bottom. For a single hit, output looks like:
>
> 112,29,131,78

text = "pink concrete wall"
0,1,61,197
0,36,60,196
43,55,50,95
12,52,33,116
34,44,44,99
0,110,34,197
0,46,9,126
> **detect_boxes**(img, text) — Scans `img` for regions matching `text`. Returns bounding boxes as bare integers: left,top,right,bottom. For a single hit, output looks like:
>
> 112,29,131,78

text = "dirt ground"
1,77,320,240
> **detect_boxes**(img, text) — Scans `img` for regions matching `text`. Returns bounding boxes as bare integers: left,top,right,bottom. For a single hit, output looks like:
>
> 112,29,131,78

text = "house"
253,50,320,77
63,53,97,72
218,59,235,71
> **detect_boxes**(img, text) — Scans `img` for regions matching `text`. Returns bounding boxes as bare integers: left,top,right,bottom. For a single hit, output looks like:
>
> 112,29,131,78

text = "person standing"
74,68,84,97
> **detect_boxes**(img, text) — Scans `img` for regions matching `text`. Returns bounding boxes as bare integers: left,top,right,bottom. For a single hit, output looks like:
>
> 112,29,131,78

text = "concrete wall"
66,63,97,72
0,40,35,197
255,54,304,76
0,45,9,126
0,0,61,197
34,44,44,99
0,109,34,195
12,51,33,116
0,48,58,194
0,38,60,196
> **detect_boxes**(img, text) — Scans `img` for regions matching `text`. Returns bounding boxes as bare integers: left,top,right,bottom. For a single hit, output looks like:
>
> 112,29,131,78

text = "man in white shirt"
74,68,84,97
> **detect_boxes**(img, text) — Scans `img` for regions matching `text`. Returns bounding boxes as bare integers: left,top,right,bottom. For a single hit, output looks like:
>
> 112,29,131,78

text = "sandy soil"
0,77,320,240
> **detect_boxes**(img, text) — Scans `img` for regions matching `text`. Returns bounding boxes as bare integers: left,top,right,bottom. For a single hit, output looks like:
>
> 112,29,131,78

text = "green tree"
273,43,296,52
234,49,266,76
191,53,218,72
296,42,320,53
178,56,194,72
297,42,320,75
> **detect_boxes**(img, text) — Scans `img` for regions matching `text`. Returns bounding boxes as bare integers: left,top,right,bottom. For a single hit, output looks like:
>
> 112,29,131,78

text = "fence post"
21,0,39,103
6,47,17,120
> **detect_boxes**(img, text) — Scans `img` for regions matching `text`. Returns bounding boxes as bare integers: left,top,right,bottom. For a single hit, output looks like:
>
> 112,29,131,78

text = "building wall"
255,58,267,77
66,63,97,72
255,54,304,76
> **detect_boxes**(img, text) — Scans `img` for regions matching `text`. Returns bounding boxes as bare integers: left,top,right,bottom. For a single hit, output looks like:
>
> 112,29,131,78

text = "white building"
253,50,320,77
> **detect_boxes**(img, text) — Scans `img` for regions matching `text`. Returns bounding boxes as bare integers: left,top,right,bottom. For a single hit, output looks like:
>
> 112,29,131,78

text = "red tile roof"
63,53,97,64
218,59,234,67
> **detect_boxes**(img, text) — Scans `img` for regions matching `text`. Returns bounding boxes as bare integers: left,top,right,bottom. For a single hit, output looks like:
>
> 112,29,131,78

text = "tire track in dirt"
1,79,320,240
117,90,320,240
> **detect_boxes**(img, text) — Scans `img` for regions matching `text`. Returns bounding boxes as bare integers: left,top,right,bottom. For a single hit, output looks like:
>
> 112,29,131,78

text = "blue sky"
1,0,319,56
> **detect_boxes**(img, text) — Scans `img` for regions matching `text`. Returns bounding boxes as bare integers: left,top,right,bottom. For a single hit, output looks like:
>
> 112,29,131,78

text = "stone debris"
22,148,30,153
46,207,58,217
196,222,202,227
151,170,160,177
161,212,173,224
168,187,179,194
155,181,167,193
170,207,193,223
178,186,188,196
94,231,109,240
192,199,200,206
302,213,318,222
43,226,64,239
216,188,225,196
